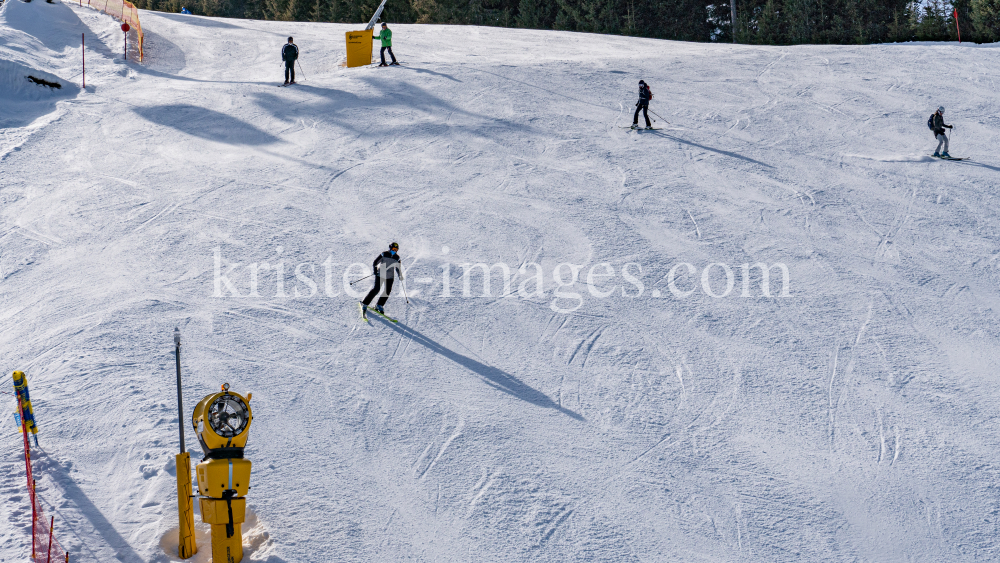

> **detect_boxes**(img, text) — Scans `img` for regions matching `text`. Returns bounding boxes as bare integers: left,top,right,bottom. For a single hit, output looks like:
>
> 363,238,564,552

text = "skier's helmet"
382,22,388,27
938,106,945,114
389,242,399,251
639,80,645,85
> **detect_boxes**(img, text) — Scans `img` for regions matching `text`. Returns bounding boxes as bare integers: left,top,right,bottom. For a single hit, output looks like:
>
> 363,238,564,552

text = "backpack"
927,114,935,130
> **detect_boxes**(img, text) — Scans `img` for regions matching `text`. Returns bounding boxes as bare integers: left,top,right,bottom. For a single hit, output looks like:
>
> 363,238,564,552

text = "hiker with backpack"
928,106,953,159
632,80,653,130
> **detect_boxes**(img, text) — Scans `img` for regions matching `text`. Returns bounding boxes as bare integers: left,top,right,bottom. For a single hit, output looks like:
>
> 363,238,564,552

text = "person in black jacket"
930,106,953,158
282,37,299,85
362,242,403,315
632,80,652,130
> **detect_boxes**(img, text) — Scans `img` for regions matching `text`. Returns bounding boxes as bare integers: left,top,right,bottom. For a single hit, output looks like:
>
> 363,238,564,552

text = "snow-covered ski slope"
3,0,1000,560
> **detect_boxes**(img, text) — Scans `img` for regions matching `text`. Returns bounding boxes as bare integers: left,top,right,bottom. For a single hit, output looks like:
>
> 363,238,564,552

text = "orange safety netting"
19,402,70,562
80,0,144,61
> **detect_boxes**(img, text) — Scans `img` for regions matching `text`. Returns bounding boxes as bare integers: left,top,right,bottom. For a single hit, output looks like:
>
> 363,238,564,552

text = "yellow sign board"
345,29,373,68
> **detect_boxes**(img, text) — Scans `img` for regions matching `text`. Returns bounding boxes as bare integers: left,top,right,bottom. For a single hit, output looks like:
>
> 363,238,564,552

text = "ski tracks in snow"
414,418,464,481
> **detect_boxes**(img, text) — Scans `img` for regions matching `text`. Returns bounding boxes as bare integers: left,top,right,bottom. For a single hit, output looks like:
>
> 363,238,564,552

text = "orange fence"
80,0,144,61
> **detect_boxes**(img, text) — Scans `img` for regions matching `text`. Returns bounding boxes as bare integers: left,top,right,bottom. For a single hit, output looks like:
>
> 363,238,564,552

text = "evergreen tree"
516,0,558,29
912,0,952,41
971,0,1000,41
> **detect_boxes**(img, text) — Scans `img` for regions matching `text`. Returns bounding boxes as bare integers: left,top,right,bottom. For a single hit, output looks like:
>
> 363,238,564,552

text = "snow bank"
0,59,77,102
0,0,81,128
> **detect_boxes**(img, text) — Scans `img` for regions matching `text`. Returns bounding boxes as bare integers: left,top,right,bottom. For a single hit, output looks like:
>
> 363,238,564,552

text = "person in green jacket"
373,22,398,66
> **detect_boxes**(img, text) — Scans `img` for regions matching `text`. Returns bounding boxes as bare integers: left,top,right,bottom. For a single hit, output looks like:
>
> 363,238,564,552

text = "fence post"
47,516,54,563
31,480,37,559
20,396,36,560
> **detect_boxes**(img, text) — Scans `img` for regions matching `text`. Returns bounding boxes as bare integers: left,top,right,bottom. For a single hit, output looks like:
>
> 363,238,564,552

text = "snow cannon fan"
192,383,253,563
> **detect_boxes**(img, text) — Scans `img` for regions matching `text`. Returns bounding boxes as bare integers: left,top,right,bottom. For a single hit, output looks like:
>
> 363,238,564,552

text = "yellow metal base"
199,496,246,562
175,452,197,558
209,522,243,563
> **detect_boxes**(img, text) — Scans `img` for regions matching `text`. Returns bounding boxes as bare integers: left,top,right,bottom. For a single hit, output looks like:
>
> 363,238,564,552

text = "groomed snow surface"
2,0,1000,560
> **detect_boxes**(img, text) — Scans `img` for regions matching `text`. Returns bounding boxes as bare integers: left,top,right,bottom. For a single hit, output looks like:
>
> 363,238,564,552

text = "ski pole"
649,109,670,124
401,278,409,304
297,60,306,81
350,273,374,286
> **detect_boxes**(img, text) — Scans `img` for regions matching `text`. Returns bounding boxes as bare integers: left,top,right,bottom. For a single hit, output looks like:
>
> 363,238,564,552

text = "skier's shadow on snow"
371,316,584,421
650,131,772,168
954,160,1000,173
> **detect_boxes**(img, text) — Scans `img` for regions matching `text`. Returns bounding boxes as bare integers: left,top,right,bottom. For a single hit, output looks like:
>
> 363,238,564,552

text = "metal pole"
124,31,127,61
174,327,197,558
174,328,184,453
349,273,375,286
82,34,85,89
365,0,389,30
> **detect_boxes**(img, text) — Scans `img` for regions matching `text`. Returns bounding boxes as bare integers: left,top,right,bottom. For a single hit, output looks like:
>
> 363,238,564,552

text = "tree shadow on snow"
132,65,271,86
134,104,279,145
370,316,584,421
32,451,145,562
251,78,536,139
650,131,773,168
153,12,246,29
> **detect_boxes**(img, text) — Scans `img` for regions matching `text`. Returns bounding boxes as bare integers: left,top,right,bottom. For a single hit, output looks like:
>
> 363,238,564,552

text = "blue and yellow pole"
12,371,39,447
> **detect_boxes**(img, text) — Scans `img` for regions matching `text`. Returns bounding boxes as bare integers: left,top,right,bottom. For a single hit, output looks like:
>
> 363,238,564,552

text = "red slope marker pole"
954,9,961,43
46,516,54,563
122,23,130,60
31,480,37,559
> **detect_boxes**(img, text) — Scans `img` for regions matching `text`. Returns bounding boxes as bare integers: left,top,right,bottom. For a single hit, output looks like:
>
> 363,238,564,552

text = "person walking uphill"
282,37,298,85
929,106,953,158
373,22,398,67
361,242,403,318
632,80,653,130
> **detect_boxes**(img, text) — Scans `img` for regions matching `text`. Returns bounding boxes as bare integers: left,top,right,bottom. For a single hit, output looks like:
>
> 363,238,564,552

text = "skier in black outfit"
362,242,403,316
632,80,652,130
929,106,953,158
282,37,298,85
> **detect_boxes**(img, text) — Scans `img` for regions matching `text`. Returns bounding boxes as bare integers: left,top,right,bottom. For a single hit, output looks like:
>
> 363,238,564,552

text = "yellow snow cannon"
192,383,253,563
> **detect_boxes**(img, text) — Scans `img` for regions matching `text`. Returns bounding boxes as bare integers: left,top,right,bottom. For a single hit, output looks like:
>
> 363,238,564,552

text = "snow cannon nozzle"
174,327,181,346
222,382,230,393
